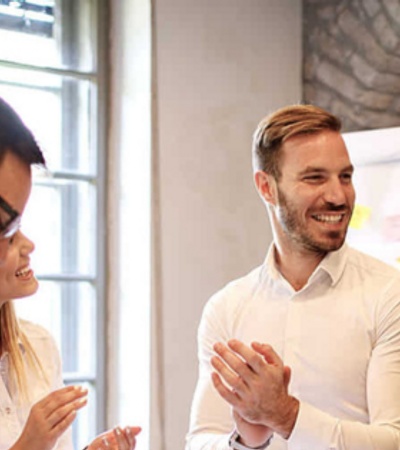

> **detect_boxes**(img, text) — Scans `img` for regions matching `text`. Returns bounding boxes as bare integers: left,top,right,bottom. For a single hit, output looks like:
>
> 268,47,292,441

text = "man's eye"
341,173,353,181
304,175,323,182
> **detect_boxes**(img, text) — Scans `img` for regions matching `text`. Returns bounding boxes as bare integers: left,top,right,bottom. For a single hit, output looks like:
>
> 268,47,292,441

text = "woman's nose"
18,231,35,254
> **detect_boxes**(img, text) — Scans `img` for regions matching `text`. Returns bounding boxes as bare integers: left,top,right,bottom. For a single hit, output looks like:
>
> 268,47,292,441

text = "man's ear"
254,171,277,205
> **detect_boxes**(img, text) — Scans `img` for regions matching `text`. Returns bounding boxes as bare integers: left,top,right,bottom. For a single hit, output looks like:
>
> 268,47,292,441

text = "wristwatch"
228,430,273,450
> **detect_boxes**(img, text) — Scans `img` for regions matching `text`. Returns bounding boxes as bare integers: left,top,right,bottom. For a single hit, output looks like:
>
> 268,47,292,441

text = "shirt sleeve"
186,296,236,450
287,283,400,450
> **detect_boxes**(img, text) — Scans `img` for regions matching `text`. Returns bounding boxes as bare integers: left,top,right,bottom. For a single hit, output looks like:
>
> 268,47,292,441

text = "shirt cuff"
287,401,338,448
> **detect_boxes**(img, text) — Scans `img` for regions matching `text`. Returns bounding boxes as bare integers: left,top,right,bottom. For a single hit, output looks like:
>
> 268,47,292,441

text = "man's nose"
322,178,347,206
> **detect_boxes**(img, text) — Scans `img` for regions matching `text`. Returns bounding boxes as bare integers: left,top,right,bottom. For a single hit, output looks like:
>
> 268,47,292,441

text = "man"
0,97,44,264
186,105,400,450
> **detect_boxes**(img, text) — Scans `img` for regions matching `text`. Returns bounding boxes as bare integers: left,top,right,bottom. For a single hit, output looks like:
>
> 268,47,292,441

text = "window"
0,0,108,447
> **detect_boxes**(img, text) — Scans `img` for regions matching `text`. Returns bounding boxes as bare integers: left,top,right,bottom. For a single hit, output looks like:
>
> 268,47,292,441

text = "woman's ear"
254,171,277,205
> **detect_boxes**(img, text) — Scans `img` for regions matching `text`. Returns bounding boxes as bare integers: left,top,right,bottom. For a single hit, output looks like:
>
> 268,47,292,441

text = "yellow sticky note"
349,204,372,230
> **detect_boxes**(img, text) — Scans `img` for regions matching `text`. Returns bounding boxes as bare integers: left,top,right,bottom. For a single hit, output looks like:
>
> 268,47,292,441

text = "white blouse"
0,319,72,450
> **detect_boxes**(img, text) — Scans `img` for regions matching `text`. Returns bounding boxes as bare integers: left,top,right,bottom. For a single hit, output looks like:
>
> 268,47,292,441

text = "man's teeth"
16,267,30,277
314,214,343,223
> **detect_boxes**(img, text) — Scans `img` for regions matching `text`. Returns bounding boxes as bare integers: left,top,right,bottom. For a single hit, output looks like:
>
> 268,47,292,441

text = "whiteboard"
343,127,400,269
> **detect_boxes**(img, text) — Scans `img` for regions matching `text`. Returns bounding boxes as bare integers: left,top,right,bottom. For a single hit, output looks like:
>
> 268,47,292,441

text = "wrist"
229,430,272,450
274,395,300,439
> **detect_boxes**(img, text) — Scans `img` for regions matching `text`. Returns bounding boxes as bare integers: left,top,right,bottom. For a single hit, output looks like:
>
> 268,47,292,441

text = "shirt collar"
316,243,348,286
262,242,349,287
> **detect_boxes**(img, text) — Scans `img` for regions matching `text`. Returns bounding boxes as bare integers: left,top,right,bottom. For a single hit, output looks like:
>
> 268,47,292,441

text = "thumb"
283,365,291,388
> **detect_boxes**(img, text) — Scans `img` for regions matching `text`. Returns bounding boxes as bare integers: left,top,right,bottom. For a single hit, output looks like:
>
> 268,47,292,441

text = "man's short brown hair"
252,104,342,179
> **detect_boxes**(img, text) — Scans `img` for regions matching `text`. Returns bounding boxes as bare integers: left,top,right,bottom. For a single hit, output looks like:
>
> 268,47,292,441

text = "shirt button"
5,407,11,414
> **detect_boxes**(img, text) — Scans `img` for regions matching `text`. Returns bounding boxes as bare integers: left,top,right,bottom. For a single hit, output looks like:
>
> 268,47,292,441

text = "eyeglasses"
0,195,21,239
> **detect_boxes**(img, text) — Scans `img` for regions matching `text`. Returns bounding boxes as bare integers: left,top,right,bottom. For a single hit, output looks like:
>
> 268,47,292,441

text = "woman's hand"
87,426,141,450
12,385,88,450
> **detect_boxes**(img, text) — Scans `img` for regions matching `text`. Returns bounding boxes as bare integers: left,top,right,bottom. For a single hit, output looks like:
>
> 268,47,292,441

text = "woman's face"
0,151,32,265
0,151,37,306
0,230,38,306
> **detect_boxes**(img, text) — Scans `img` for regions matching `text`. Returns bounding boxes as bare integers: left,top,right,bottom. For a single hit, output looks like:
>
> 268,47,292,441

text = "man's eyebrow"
298,167,327,175
298,164,354,175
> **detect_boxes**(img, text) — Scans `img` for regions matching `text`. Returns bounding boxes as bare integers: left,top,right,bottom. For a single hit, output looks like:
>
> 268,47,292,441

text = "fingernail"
114,426,122,435
78,397,88,406
74,385,88,393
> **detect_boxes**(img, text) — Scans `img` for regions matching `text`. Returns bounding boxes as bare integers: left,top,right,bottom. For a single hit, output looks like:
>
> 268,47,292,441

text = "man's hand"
231,361,292,448
12,385,88,450
211,340,299,440
232,409,273,448
88,426,141,450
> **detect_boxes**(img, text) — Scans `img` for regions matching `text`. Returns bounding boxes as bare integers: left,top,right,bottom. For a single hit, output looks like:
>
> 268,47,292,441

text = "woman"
0,98,141,450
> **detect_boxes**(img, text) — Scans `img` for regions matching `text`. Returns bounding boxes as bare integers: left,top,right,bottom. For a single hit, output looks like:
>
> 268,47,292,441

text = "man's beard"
276,186,350,254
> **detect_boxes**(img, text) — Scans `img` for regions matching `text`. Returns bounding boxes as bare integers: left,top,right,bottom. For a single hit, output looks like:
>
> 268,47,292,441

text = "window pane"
15,280,97,375
22,178,97,276
0,0,96,71
0,69,97,175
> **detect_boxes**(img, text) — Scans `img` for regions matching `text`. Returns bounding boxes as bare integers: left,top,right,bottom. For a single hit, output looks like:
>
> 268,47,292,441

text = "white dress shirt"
186,244,400,450
0,319,72,450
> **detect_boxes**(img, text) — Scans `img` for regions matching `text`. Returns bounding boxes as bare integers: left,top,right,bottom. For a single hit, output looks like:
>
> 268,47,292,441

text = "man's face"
0,151,32,264
271,130,355,254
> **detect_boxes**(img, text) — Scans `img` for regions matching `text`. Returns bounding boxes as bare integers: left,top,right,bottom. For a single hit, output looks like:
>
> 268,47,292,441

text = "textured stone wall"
303,0,400,131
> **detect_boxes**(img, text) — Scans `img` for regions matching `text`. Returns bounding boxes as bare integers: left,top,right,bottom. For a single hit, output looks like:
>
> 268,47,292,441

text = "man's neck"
273,245,326,291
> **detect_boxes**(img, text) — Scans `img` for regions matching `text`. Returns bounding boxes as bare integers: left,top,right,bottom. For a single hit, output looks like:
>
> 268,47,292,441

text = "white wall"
152,1,302,450
110,1,302,450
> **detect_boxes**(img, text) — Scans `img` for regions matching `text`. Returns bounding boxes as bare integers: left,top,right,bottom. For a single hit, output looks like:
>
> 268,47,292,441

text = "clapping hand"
88,426,141,450
12,385,88,450
211,340,298,441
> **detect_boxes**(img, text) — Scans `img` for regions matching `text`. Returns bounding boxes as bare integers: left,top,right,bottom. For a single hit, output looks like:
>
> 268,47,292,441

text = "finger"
124,426,141,448
214,342,255,380
40,386,88,419
226,340,266,373
102,436,111,448
283,365,291,387
125,427,135,449
251,342,283,368
47,395,88,429
211,355,248,394
125,426,141,437
211,371,241,407
114,426,129,450
47,409,78,440
90,429,119,450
